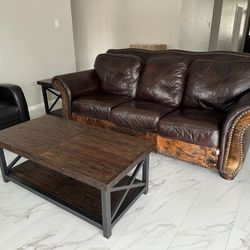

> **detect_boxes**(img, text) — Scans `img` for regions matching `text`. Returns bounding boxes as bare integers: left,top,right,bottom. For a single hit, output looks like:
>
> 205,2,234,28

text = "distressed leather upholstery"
111,101,175,131
94,53,142,98
72,93,131,120
184,60,250,112
52,70,101,117
219,91,250,171
137,57,189,107
158,108,224,148
52,48,250,180
53,70,101,102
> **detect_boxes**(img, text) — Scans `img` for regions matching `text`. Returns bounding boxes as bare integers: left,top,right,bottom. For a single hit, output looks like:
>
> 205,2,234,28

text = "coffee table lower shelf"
7,160,146,237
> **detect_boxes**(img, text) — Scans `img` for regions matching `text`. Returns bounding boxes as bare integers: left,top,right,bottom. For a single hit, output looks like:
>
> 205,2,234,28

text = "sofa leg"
219,172,235,181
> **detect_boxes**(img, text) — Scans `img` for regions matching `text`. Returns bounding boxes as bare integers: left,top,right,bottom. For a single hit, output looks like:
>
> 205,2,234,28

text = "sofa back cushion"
94,53,142,98
136,57,189,107
183,60,250,112
108,48,250,64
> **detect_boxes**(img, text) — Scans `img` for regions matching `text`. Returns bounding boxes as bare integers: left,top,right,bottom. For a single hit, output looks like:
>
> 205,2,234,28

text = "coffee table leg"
0,149,9,183
142,154,149,194
101,190,112,238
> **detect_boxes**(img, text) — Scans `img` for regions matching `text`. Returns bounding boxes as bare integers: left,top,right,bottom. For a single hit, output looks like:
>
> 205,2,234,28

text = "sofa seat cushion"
0,102,19,125
94,53,142,98
111,101,175,131
136,57,189,107
158,108,225,147
72,93,131,120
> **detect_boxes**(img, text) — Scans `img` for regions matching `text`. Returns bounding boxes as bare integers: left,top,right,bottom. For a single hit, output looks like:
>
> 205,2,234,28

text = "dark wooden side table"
37,79,62,116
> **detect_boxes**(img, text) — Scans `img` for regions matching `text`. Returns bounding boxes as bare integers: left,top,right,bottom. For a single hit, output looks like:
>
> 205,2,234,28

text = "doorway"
244,14,250,52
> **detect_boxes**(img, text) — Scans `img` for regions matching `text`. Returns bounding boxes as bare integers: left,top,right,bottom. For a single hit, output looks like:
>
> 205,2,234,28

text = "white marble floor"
1,150,250,250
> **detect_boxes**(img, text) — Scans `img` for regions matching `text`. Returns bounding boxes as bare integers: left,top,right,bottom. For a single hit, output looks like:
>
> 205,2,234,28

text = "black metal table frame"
0,149,149,238
41,85,61,114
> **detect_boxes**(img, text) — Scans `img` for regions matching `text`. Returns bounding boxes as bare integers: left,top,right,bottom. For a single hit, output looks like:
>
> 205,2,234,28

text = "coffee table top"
0,115,153,190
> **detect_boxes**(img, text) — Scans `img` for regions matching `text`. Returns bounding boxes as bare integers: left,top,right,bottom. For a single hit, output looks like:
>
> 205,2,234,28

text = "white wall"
179,0,215,51
123,0,183,48
71,0,183,71
106,1,129,49
71,0,110,70
0,0,76,107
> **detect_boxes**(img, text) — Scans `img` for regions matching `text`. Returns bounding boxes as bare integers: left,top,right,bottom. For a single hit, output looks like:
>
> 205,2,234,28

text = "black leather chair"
0,84,30,130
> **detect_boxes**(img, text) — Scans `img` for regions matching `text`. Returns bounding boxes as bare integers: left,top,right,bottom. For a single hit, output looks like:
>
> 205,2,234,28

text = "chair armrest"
0,84,30,122
219,91,250,179
52,70,101,119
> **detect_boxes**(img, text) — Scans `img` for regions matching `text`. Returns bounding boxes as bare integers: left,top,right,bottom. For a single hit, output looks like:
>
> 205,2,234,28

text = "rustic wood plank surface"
0,115,153,190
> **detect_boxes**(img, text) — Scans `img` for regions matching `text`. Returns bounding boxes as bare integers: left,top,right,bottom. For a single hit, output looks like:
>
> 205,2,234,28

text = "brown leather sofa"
52,49,250,180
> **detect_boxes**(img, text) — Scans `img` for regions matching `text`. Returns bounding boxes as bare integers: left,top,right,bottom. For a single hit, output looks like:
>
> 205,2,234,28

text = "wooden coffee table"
0,115,153,238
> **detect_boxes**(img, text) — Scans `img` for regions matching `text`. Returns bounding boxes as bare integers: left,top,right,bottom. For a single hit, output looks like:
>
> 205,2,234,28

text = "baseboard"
28,99,61,119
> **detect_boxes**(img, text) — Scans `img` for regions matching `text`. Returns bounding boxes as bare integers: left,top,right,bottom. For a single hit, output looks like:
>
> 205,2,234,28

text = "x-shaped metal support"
0,147,150,239
41,86,61,114
0,149,21,183
101,154,149,238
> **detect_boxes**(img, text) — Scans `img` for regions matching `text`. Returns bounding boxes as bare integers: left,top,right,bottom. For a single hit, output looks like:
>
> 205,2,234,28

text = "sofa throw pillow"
94,53,143,98
136,56,189,107
183,60,250,112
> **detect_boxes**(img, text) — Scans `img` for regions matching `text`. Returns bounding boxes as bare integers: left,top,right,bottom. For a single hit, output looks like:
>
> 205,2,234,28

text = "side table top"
37,78,52,88
0,115,153,190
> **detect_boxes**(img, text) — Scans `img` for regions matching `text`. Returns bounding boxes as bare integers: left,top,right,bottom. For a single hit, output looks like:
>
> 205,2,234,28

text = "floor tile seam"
0,207,64,246
165,170,250,250
165,181,203,250
110,173,171,245
58,228,112,250
109,169,175,248
224,180,250,250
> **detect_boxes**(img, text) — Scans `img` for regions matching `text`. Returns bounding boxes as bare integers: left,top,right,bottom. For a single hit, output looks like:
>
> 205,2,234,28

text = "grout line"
110,156,175,249
224,187,247,250
110,160,200,250
110,157,171,248
224,168,250,249
166,168,205,250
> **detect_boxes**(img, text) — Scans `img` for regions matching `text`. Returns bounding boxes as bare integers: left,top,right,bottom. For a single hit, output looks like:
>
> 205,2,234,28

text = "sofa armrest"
0,84,30,122
219,91,250,179
52,70,101,119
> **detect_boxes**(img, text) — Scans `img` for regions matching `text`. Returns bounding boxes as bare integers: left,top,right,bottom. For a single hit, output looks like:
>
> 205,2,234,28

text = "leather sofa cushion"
72,93,131,120
94,53,142,98
137,57,189,107
158,108,225,147
111,101,175,131
184,60,250,112
0,102,19,125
